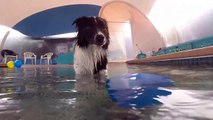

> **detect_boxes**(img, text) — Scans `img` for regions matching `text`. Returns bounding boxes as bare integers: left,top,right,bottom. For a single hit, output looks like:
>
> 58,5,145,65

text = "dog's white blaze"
74,44,106,74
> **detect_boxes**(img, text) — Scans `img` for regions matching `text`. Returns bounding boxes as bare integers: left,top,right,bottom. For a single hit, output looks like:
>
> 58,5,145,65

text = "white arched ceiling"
0,0,104,28
0,0,155,28
100,1,165,58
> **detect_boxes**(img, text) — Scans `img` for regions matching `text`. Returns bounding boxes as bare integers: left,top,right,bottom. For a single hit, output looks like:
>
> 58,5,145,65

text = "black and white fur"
72,16,110,75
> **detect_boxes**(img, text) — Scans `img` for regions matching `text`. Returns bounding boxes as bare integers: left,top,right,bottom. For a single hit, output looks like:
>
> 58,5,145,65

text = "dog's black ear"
97,17,108,27
72,16,88,28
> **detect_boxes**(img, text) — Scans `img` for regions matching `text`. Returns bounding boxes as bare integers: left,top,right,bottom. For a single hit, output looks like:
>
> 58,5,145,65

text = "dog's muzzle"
95,34,106,46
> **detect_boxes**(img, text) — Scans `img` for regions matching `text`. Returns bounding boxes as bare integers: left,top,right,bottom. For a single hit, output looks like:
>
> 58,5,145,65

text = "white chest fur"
74,45,107,74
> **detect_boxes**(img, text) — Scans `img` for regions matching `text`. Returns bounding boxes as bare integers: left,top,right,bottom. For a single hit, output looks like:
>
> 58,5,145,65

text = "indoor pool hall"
0,0,213,120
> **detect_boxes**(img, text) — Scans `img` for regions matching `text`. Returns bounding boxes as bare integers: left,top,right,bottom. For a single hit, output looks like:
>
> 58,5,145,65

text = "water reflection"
1,65,212,120
154,89,213,119
108,87,172,108
0,66,112,120
106,73,173,108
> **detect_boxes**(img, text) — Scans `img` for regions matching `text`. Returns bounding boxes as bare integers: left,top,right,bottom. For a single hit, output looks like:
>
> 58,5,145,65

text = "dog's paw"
94,69,108,84
99,69,108,77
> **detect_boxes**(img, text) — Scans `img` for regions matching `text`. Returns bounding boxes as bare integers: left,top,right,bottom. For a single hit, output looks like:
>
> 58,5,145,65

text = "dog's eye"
85,26,91,30
102,28,108,33
82,26,93,32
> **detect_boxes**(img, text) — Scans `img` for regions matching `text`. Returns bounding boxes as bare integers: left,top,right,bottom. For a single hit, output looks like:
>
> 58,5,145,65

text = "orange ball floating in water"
7,61,14,68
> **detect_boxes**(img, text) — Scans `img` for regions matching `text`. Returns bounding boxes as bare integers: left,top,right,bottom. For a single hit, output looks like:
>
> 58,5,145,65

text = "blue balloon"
14,60,23,68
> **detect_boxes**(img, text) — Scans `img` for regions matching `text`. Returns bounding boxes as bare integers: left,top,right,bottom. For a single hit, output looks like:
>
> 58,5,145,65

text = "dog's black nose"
96,34,105,45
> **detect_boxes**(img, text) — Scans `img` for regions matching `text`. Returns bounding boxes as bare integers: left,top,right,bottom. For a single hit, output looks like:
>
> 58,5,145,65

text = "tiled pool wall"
142,56,213,67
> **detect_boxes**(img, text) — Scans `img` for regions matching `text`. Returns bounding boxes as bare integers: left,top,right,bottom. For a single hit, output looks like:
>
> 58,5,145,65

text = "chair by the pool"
3,54,18,63
40,52,53,65
1,49,18,63
24,52,37,64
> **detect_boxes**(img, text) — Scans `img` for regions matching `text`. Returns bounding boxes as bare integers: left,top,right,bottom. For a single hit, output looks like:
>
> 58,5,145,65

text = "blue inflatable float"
106,73,174,108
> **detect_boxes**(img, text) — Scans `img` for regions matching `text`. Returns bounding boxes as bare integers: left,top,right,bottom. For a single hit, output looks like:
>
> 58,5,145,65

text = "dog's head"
72,16,110,49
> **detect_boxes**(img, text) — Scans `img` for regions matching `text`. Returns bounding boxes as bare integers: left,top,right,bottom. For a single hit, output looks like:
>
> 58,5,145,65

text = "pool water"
0,64,213,120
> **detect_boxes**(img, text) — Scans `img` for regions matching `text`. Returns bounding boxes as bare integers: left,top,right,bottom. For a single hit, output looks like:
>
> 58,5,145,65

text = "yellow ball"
7,88,13,93
7,61,14,68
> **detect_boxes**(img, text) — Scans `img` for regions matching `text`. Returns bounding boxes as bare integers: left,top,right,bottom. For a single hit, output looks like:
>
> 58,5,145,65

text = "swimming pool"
0,64,213,120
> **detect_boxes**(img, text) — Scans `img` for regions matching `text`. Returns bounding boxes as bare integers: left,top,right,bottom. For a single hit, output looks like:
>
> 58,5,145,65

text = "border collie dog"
72,16,110,75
